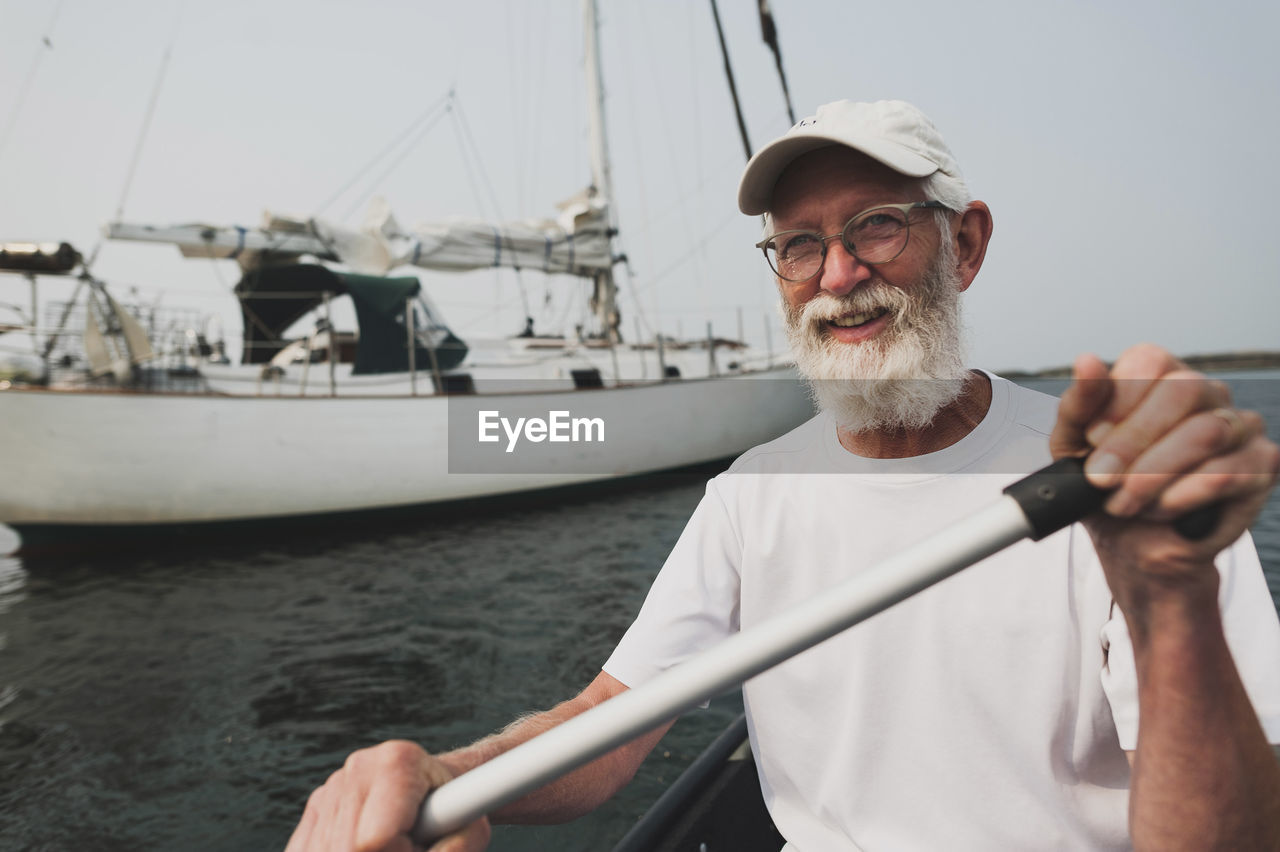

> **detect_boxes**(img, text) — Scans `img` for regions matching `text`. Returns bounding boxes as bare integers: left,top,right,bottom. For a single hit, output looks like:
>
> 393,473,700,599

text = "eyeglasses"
756,200,948,282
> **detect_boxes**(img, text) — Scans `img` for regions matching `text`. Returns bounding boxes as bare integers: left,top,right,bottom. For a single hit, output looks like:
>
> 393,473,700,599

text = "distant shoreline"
1002,351,1280,379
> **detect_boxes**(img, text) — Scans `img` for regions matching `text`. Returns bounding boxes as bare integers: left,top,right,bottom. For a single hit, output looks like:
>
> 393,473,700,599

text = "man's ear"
953,201,993,292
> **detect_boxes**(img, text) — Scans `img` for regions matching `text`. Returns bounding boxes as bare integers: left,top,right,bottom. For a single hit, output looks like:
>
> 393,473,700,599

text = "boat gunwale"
1,363,800,402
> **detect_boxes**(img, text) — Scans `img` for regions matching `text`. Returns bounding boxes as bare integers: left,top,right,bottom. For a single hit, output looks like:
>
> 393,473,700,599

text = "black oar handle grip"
1003,457,1107,541
1004,456,1220,541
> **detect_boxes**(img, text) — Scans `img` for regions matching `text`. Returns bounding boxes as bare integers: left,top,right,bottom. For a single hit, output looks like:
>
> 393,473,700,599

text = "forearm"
436,679,671,825
1123,572,1280,850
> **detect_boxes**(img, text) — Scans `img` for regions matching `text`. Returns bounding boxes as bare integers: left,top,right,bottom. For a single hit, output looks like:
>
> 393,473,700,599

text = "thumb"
1050,353,1113,460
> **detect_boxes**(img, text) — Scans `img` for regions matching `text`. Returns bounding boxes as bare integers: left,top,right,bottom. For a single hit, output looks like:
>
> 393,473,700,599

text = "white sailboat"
0,0,812,539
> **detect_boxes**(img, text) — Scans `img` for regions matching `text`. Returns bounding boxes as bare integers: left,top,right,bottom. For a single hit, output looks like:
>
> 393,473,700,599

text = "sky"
1,0,1277,373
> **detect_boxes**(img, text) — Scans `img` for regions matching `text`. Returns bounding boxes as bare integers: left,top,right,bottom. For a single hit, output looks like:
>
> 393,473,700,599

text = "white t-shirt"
604,374,1280,851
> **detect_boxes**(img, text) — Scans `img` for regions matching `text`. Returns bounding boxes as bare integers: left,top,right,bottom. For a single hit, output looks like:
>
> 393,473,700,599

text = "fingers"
1083,379,1242,497
285,741,489,852
1083,437,1280,562
333,760,370,849
287,770,361,852
1147,431,1280,521
1106,409,1265,513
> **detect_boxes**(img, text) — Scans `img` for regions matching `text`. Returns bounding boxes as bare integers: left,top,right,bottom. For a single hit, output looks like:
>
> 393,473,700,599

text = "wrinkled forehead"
769,146,924,221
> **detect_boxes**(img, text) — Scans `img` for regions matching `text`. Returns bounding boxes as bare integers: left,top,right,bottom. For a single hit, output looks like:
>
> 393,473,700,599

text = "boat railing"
0,287,228,392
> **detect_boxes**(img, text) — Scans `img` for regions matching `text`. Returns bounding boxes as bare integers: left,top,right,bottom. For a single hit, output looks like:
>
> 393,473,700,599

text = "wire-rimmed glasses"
756,200,947,282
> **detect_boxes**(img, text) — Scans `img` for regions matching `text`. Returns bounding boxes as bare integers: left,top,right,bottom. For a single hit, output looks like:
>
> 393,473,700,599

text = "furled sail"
104,192,613,278
343,194,612,276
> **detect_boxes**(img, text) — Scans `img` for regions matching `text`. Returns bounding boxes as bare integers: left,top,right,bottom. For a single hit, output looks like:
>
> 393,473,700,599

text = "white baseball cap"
737,99,962,215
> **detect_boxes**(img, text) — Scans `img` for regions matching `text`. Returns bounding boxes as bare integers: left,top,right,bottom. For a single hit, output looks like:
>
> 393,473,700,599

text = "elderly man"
287,100,1280,851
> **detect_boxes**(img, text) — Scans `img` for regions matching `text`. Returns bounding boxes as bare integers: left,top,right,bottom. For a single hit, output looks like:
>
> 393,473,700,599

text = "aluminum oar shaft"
413,492,1038,841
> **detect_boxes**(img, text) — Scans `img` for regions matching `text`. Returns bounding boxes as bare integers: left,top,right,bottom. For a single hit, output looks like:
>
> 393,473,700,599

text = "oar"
411,457,1215,844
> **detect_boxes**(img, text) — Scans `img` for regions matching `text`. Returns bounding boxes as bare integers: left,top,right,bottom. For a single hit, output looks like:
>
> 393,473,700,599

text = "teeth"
830,308,887,328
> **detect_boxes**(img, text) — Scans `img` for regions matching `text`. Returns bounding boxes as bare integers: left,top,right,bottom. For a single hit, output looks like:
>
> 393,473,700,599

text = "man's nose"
818,241,873,296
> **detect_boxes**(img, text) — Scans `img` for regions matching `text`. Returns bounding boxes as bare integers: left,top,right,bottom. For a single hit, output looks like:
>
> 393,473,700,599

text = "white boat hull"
1,368,811,527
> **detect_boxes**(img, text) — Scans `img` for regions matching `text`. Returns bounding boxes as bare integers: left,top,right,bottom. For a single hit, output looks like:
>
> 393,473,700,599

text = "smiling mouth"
827,307,889,328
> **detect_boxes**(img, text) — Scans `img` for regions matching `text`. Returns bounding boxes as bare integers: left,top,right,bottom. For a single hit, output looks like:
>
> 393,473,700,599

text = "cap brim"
737,132,939,215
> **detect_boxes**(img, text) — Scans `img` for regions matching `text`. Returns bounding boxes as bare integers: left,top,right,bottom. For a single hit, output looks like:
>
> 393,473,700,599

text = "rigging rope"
512,0,556,331
315,89,454,220
114,42,174,223
451,99,511,225
449,97,532,323
335,102,453,223
0,1,64,163
644,3,715,336
608,1,662,346
82,2,186,273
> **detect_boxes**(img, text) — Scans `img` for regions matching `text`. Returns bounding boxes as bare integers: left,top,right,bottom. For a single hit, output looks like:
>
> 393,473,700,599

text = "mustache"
785,282,912,329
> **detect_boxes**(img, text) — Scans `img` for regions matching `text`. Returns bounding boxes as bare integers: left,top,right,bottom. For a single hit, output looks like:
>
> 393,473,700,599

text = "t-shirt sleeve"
1099,530,1280,750
603,478,743,689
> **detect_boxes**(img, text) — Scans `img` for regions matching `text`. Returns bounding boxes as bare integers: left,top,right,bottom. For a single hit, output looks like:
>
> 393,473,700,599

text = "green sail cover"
340,272,467,375
233,265,467,373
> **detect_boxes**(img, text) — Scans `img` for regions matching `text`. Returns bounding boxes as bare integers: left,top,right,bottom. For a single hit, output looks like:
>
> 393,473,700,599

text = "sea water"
1,372,1278,851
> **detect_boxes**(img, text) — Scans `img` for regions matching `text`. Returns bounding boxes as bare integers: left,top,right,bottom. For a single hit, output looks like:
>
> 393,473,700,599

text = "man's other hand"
1049,342,1280,593
1050,344,1279,596
284,740,490,852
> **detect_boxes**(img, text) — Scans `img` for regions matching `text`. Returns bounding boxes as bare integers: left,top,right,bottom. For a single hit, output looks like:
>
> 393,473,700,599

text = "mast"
583,0,621,342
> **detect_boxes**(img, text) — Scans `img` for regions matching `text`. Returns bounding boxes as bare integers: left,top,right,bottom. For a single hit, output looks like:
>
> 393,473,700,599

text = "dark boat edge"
613,714,783,852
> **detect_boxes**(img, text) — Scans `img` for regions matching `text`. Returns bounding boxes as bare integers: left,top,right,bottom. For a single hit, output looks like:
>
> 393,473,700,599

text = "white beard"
782,248,970,433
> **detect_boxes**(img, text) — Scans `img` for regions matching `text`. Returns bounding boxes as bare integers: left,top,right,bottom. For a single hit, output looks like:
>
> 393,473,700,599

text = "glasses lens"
765,232,824,281
843,207,910,264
